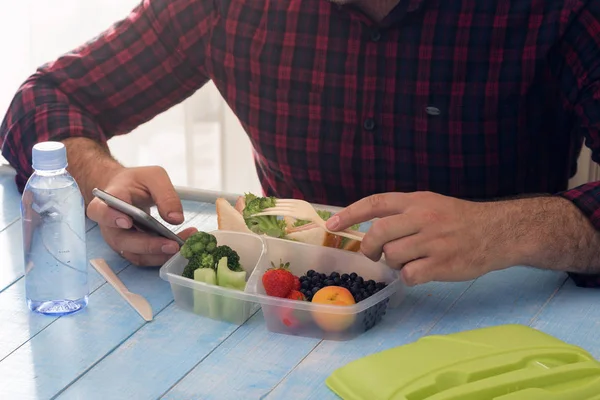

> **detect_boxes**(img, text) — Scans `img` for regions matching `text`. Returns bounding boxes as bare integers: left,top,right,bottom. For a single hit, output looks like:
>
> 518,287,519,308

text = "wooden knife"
90,258,153,322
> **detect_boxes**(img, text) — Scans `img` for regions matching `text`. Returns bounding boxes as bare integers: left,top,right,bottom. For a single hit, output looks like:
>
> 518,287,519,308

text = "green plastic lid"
326,324,600,399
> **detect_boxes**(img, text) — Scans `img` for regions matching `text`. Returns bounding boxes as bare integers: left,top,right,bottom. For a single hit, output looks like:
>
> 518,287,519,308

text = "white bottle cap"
32,141,68,171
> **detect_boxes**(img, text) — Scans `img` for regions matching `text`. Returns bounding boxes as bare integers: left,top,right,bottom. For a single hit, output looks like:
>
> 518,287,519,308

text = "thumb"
138,167,184,225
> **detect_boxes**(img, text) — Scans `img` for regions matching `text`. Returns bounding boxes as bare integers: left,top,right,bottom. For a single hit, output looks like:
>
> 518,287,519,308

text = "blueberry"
367,279,376,286
356,276,364,285
376,282,386,289
333,277,341,285
307,269,315,277
341,273,350,281
320,273,327,280
302,280,310,289
324,279,334,286
312,287,320,295
350,272,358,280
311,276,320,284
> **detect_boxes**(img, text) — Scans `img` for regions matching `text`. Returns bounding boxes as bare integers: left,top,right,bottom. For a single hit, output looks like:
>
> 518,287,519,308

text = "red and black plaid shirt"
2,0,600,286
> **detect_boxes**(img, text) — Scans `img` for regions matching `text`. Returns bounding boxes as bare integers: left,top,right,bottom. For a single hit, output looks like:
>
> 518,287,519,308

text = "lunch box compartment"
248,236,405,341
159,231,266,325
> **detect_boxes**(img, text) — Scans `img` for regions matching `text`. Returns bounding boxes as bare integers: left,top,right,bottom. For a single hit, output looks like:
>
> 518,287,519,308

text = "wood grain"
161,311,322,400
530,279,600,358
0,173,21,231
56,303,250,400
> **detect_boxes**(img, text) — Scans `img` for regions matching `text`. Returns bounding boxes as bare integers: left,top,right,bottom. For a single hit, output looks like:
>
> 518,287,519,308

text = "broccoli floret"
212,245,242,272
180,231,219,279
180,231,217,259
242,193,287,238
182,253,214,279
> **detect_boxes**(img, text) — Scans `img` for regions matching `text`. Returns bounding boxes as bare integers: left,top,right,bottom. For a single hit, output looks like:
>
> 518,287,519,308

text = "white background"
0,1,596,193
0,0,262,195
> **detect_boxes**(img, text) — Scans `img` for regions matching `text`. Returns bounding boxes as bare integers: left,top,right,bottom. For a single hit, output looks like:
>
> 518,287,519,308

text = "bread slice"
215,197,253,233
341,239,361,252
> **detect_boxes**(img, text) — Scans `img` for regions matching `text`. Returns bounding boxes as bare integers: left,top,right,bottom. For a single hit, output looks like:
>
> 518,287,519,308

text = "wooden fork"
251,199,365,241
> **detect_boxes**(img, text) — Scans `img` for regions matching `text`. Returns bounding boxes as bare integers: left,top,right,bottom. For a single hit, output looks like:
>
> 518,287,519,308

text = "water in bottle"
21,141,88,315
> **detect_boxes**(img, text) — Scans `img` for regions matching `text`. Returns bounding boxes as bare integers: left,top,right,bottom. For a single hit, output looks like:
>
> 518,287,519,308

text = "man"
1,0,599,287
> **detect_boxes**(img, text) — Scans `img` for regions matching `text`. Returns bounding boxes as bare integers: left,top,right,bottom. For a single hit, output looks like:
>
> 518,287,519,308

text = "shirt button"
425,106,441,116
363,118,376,131
370,29,381,42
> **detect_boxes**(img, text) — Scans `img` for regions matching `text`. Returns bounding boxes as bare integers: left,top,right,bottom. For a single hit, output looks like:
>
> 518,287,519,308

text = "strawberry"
286,290,305,301
262,260,295,298
292,275,301,291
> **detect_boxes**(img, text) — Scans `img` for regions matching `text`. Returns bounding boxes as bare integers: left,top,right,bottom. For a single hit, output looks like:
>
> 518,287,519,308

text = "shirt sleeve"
552,1,600,287
0,0,216,190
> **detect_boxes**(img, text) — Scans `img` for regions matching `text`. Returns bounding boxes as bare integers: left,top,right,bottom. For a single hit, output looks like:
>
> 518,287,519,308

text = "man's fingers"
326,193,406,231
87,188,134,229
178,226,198,240
399,258,433,286
376,234,426,268
105,227,181,256
106,226,196,267
360,214,420,261
121,251,172,267
138,167,184,224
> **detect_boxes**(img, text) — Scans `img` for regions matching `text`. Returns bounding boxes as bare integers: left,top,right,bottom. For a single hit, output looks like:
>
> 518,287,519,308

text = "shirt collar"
381,0,426,25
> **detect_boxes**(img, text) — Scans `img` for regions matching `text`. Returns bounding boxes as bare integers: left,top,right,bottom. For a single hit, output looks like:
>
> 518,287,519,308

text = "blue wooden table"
2,166,600,400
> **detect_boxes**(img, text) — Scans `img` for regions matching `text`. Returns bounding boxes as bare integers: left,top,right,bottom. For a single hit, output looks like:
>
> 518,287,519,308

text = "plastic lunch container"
159,230,406,340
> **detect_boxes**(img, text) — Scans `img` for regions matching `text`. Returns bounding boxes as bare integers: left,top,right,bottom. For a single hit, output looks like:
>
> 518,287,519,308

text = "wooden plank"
160,280,473,400
262,267,566,399
55,303,253,400
159,311,321,400
0,227,131,361
0,201,219,399
0,261,175,400
0,221,25,292
530,278,600,358
0,173,21,232
426,267,567,335
47,205,229,399
0,201,209,362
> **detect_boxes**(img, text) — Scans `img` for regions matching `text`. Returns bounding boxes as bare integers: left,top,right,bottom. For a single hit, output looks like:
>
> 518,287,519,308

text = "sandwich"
215,194,361,252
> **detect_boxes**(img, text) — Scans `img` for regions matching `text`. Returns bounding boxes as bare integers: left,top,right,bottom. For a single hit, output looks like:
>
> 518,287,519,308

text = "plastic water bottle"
21,141,88,315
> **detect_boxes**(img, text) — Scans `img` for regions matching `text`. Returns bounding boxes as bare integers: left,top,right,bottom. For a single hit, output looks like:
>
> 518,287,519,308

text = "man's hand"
86,166,197,266
326,191,600,286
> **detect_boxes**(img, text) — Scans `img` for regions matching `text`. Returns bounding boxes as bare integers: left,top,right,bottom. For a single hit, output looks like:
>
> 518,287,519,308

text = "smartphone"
92,187,185,246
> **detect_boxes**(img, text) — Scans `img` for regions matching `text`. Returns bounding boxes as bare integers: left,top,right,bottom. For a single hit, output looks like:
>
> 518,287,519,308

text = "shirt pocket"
244,81,325,179
243,80,362,202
